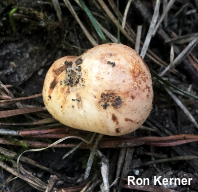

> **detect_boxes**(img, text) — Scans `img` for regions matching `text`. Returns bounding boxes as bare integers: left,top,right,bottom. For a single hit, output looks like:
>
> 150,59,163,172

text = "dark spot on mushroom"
64,65,82,86
77,65,81,71
107,61,116,67
94,95,96,98
112,114,119,125
64,60,73,66
112,96,122,109
101,103,109,109
75,57,83,65
50,79,57,90
61,106,62,108
125,118,133,122
48,95,51,99
99,91,122,109
115,128,120,133
131,95,135,99
72,105,74,108
60,81,62,85
110,53,112,56
108,43,112,45
53,65,66,76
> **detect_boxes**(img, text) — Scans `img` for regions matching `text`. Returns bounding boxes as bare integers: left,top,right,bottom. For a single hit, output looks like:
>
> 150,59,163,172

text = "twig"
0,107,45,118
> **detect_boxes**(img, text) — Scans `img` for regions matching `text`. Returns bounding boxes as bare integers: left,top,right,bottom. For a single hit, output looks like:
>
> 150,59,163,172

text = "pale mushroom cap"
43,43,153,136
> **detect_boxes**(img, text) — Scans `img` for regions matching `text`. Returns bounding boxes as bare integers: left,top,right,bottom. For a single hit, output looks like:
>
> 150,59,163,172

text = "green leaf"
79,0,107,43
9,7,17,32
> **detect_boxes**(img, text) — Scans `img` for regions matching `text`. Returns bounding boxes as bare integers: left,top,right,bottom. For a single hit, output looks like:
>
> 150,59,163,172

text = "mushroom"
42,43,153,136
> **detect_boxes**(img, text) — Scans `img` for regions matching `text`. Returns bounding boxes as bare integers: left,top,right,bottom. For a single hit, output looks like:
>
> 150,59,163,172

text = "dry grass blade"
63,0,98,46
115,147,127,185
107,0,169,67
135,25,142,54
0,147,60,176
160,38,198,76
0,161,47,191
164,87,198,129
118,147,134,191
153,0,176,35
97,0,135,44
122,0,133,29
84,133,103,180
97,150,109,192
51,0,63,26
140,0,160,59
166,33,198,44
163,0,168,26
99,22,118,43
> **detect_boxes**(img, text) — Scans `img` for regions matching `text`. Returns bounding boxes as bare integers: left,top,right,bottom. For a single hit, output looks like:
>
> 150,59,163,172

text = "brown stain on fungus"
125,118,133,122
75,57,83,65
131,64,143,78
53,65,66,76
112,114,119,125
125,118,140,124
115,128,120,133
50,79,57,90
131,95,135,99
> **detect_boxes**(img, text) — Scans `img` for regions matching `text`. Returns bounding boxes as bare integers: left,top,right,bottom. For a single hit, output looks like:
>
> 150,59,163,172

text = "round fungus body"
43,43,153,136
